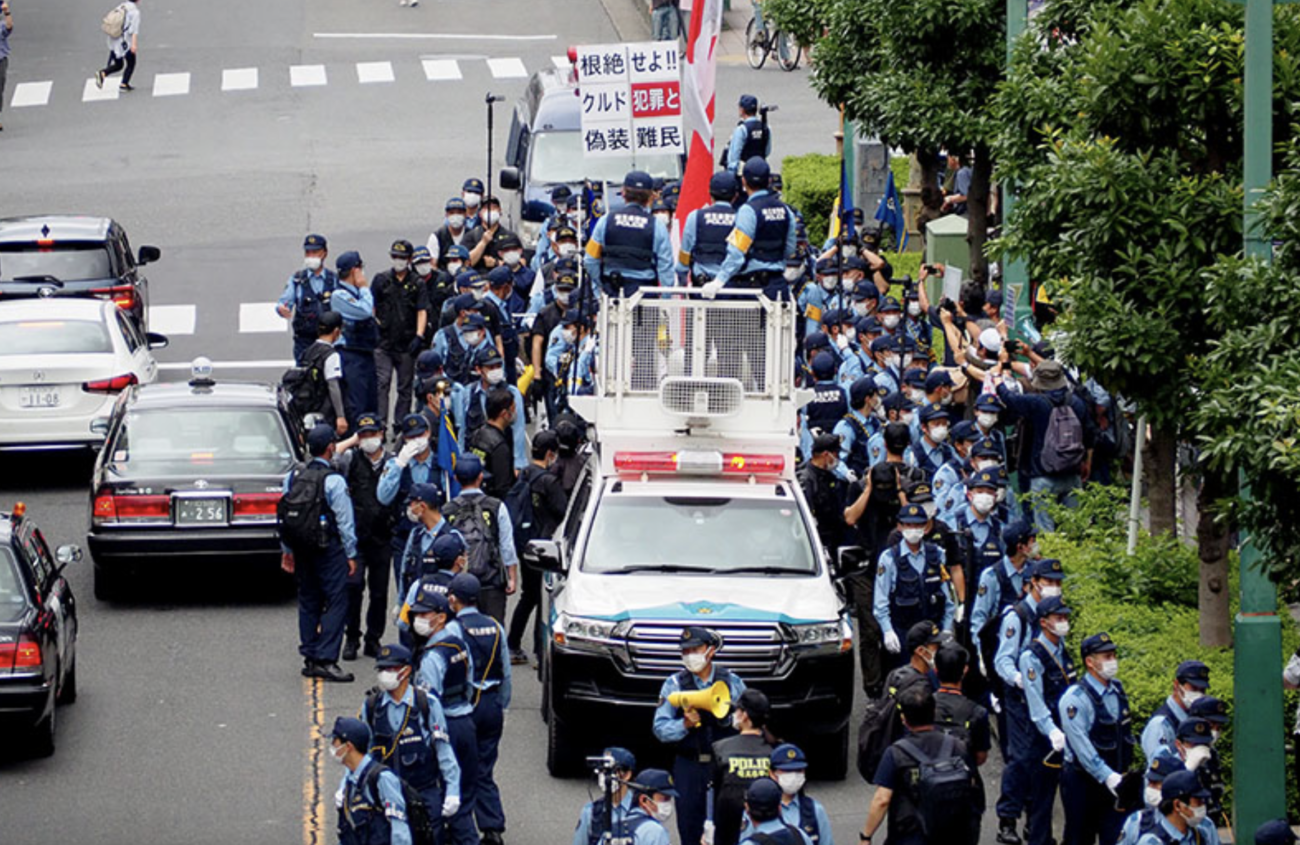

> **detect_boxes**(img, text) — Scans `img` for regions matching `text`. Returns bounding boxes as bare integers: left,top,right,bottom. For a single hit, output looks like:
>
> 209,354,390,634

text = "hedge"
783,153,840,248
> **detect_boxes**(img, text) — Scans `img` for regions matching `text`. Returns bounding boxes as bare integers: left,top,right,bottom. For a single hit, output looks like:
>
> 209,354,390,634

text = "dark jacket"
471,423,515,499
995,384,1095,479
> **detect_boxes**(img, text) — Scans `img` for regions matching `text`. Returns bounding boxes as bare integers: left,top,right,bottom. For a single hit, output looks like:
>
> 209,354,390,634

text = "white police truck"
525,290,855,778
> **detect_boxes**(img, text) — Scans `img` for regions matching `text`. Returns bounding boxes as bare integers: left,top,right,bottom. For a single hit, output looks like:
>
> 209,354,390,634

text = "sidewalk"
604,0,755,62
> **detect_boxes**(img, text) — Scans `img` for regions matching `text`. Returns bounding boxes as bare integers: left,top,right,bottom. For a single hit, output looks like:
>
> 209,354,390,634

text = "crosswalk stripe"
222,67,259,92
290,64,328,87
82,78,120,102
147,305,197,336
422,58,462,81
239,303,289,334
487,57,528,79
11,81,53,108
551,55,570,70
356,61,395,84
152,72,192,98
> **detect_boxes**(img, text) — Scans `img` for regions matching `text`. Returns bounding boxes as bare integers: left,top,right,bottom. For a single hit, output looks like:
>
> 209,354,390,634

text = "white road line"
239,302,289,334
222,67,259,92
551,55,570,69
356,61,395,84
10,81,53,108
314,32,557,41
146,305,197,336
158,359,294,372
422,59,462,81
152,72,192,98
290,64,328,87
82,78,120,102
487,57,528,79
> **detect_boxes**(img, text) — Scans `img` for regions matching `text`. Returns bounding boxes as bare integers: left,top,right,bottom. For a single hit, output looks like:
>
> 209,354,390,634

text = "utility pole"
1003,0,1030,337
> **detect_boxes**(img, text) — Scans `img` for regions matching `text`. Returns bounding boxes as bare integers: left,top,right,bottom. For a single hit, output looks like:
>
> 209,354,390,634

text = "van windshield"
529,131,682,184
581,496,818,575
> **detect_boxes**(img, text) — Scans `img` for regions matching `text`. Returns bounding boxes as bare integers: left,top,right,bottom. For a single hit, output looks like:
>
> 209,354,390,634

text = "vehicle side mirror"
146,332,169,350
137,245,161,265
89,417,111,437
524,539,563,574
55,545,83,567
836,545,867,576
499,167,521,192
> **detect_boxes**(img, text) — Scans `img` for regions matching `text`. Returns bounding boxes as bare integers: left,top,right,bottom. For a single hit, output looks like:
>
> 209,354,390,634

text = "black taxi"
0,502,80,758
86,360,305,600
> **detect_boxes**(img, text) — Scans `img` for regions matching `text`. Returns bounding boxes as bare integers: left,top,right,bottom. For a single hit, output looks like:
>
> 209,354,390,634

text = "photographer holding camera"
574,749,638,845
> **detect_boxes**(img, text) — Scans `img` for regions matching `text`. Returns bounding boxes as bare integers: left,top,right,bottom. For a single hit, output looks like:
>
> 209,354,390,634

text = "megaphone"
667,681,732,720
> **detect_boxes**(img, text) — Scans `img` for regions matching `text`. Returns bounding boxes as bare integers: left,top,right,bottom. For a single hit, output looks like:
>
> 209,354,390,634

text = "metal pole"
1004,0,1032,343
1126,417,1146,555
486,94,505,202
1234,1,1286,840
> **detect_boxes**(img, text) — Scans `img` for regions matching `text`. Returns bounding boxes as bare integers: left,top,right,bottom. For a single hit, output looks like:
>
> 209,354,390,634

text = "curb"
597,0,653,41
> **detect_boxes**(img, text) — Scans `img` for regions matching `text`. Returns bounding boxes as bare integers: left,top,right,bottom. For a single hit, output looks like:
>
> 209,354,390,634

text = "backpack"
856,669,929,781
443,496,504,584
749,825,804,845
1039,394,1085,474
277,463,333,552
282,343,334,425
896,734,978,843
101,3,127,38
503,467,541,555
360,762,439,845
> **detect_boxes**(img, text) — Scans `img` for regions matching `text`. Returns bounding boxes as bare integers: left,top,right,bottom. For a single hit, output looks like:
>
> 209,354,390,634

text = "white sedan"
0,299,166,449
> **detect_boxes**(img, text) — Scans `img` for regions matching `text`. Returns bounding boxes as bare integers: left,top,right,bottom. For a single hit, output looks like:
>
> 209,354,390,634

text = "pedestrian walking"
505,430,568,665
0,1,14,132
95,0,141,92
650,0,681,41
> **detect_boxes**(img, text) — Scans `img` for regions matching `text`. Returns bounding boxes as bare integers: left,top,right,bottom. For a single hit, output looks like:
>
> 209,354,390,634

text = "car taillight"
0,635,42,673
90,284,136,311
93,490,169,524
83,373,138,393
233,492,280,520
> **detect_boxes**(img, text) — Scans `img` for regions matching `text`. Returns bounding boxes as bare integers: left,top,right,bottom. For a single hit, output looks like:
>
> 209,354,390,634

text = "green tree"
765,0,1005,279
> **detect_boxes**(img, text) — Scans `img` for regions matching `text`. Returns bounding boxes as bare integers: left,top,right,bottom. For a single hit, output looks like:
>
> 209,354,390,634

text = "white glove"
702,820,716,845
954,604,966,625
1013,671,1024,689
582,335,597,355
395,438,423,468
1049,728,1066,753
442,795,461,817
844,468,859,484
1105,772,1123,795
883,630,901,654
1185,745,1211,771
700,279,725,300
989,693,1002,715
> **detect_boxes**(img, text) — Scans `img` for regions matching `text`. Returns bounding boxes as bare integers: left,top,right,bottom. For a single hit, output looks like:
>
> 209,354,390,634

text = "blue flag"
437,410,461,499
874,171,908,252
830,154,857,243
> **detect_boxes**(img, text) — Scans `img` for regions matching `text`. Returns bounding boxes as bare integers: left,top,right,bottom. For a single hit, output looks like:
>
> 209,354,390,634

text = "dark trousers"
345,534,389,647
471,690,505,833
295,541,349,664
1061,763,1125,845
1024,735,1061,845
293,334,314,366
0,57,8,117
996,691,1031,821
101,49,137,85
671,756,710,845
418,784,446,845
444,714,480,845
479,586,507,626
845,570,883,696
340,348,378,426
507,564,542,655
375,347,416,428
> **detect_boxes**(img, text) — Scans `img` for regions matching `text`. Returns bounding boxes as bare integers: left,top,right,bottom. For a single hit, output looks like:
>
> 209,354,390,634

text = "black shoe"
342,639,360,661
482,832,504,845
316,663,355,683
95,70,106,89
301,660,317,678
362,640,380,658
509,648,529,666
997,820,1023,845
119,83,135,92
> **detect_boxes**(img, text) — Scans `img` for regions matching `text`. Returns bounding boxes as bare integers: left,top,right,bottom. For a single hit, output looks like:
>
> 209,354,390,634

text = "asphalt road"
0,2,1023,844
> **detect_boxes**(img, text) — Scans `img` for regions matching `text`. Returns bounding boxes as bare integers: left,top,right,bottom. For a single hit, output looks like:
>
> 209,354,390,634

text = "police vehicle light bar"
613,451,785,476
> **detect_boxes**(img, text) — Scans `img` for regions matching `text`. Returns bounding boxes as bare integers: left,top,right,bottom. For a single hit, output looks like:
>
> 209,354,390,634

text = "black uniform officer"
797,432,849,559
372,240,431,431
711,690,776,845
339,413,392,661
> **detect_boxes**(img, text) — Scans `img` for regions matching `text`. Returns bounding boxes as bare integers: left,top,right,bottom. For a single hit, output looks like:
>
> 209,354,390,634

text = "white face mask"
1185,745,1211,770
682,652,708,674
903,353,915,368
885,354,901,370
1039,583,1062,598
555,289,573,305
1145,787,1162,807
835,334,850,351
485,368,505,385
415,262,434,276
1099,658,1119,680
413,616,435,637
471,287,488,302
996,486,1007,504
651,799,674,822
1051,620,1070,637
844,327,857,343
821,278,838,292
655,213,671,226
882,315,900,330
873,405,887,421
484,210,501,226
304,255,323,272
842,276,856,291
853,303,870,317
900,411,915,425
392,258,409,273
407,506,423,523
360,436,384,455
563,328,578,344
502,251,523,268
929,425,949,443
784,267,804,283
971,492,996,514
377,669,402,691
921,501,938,519
907,302,922,317
1182,688,1205,706
842,244,858,258
463,193,482,209
940,393,953,406
447,262,463,276
902,528,926,545
463,330,484,346
1180,803,1208,824
776,772,806,796
447,214,466,229
408,436,430,454
330,743,348,763
908,388,927,405
1028,541,1041,558
974,459,998,472
558,242,579,258
976,412,998,429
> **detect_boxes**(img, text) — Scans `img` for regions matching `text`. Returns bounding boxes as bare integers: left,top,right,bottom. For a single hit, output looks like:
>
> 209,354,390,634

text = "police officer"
874,504,955,668
466,348,527,471
1132,770,1220,845
338,413,392,661
712,689,776,845
395,482,451,603
398,533,466,631
738,778,811,845
678,172,740,284
745,745,832,845
1140,661,1211,761
584,171,675,297
410,584,479,845
1118,757,1185,845
973,393,1008,463
431,197,471,267
905,403,956,479
971,521,1036,679
278,233,339,364
434,305,493,385
436,248,474,327
440,454,519,624
282,425,358,683
621,769,678,845
834,376,882,481
573,748,638,845
485,265,523,384
372,240,430,431
931,420,978,513
797,433,849,558
1060,633,1137,845
701,158,797,300
1186,698,1229,828
940,437,1001,524
332,251,379,427
726,95,771,174
1147,719,1216,793
941,468,1005,613
330,716,412,845
652,627,747,845
801,353,849,461
360,644,462,826
1019,596,1077,845
461,179,486,231
464,195,519,272
379,414,445,592
868,336,902,395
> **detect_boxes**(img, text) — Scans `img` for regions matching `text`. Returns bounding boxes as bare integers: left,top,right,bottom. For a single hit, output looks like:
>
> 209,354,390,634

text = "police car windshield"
582,496,817,575
0,319,113,355
108,408,294,476
529,131,682,184
0,546,27,623
0,243,114,282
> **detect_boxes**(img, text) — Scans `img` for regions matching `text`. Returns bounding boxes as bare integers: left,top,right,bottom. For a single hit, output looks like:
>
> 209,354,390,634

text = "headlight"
555,613,628,652
520,219,543,250
790,619,853,654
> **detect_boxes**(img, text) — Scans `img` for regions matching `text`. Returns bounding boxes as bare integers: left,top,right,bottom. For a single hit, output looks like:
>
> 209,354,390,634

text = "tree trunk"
916,146,940,196
966,144,993,283
1196,463,1233,648
1145,424,1177,537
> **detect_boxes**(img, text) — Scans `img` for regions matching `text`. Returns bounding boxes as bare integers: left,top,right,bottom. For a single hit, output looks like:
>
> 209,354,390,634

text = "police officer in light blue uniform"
1019,596,1077,845
434,306,494,386
970,521,1036,667
738,778,813,845
798,260,840,336
379,415,446,592
946,438,1003,523
1060,632,1137,845
653,627,747,845
399,533,465,634
393,482,450,607
464,348,527,470
360,644,462,826
1140,661,1211,762
620,769,678,845
573,748,638,845
584,171,675,297
874,504,955,669
410,585,480,845
834,377,883,481
678,172,740,284
702,158,797,300
330,251,379,427
1131,771,1221,845
865,393,915,468
1118,757,1186,845
974,393,1009,464
941,469,1006,590
737,745,832,845
279,233,340,365
868,336,902,395
331,716,413,845
905,403,956,480
931,420,978,519
727,94,772,174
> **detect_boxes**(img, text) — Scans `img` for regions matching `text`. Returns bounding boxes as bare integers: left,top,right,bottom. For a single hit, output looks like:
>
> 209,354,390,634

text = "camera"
923,264,941,274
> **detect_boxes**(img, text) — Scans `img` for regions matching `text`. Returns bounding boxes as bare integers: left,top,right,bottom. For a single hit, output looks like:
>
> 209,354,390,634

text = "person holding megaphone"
654,627,748,845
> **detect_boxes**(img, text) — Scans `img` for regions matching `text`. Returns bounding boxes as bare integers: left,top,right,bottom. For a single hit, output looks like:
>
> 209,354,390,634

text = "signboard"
942,265,963,304
1002,283,1019,327
577,42,684,158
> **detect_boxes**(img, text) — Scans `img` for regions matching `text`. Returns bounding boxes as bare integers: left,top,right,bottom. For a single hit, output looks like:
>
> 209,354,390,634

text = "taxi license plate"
20,387,60,409
175,498,227,525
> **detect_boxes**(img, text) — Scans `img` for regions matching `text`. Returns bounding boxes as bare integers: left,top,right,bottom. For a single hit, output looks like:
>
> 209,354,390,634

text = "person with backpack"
736,745,831,845
372,240,431,435
470,389,516,499
934,643,991,845
360,644,462,830
1019,596,1078,845
440,455,518,624
573,747,638,845
711,690,777,845
280,424,358,683
857,621,944,783
873,504,955,669
380,414,446,592
861,686,979,845
94,0,141,92
336,413,393,661
285,310,348,435
409,584,480,845
995,358,1095,532
506,430,568,665
447,574,511,845
1131,771,1220,845
278,234,340,365
737,778,812,845
330,716,414,845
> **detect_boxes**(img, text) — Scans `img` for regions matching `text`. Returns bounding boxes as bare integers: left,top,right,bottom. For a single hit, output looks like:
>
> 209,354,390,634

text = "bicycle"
745,6,801,71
